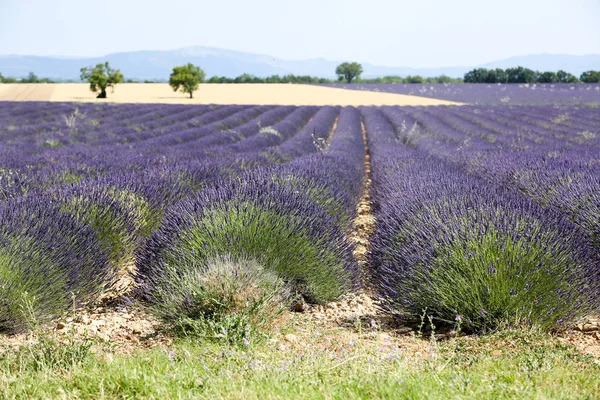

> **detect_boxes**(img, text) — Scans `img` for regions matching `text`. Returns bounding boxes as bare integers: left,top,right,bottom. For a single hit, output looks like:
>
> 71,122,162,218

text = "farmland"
1,96,600,398
324,83,600,105
0,83,458,106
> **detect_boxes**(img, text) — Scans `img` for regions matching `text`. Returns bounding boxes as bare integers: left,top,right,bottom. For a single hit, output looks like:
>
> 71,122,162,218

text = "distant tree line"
4,61,599,101
205,73,462,84
464,67,600,84
0,72,55,83
206,73,334,84
357,75,463,84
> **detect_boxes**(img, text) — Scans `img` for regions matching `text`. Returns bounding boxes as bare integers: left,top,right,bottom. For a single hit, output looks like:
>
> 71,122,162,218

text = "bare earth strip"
1,83,460,106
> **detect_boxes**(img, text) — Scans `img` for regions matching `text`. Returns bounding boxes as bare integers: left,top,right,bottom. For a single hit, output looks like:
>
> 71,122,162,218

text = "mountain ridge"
0,46,598,80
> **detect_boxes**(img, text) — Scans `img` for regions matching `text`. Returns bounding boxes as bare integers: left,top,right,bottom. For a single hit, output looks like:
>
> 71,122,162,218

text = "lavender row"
362,106,599,331
378,106,600,245
322,83,600,105
136,107,365,319
1,102,359,332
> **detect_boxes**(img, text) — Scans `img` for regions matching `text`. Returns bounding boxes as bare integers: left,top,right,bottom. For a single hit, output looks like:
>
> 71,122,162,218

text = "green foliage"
169,63,205,98
108,189,162,240
272,174,351,226
80,62,124,98
580,70,600,83
465,67,582,84
0,72,53,84
207,74,335,84
4,335,94,373
464,68,491,83
356,75,463,84
335,62,364,83
538,71,558,83
204,72,462,84
149,255,290,343
158,201,350,304
1,326,598,398
404,75,425,84
486,68,508,83
0,242,69,332
434,74,460,84
506,66,538,83
401,222,587,332
557,70,579,83
60,195,135,269
0,73,17,83
22,72,39,83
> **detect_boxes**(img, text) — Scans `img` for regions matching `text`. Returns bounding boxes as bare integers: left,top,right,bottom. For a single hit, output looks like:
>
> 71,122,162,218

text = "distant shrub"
0,198,110,333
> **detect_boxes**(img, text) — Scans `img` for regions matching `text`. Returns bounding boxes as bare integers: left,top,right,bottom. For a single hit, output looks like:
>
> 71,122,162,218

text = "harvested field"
0,83,461,106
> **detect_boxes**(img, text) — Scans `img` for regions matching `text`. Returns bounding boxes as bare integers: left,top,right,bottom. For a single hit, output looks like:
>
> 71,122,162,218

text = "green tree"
169,63,206,98
556,70,579,83
486,68,508,83
580,70,600,83
464,68,490,83
435,74,456,84
80,62,124,98
505,66,538,83
23,72,40,83
537,71,558,83
335,62,363,83
404,75,424,84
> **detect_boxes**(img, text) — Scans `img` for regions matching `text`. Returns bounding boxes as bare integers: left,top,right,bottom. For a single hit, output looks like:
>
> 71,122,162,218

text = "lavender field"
326,83,600,106
0,101,599,335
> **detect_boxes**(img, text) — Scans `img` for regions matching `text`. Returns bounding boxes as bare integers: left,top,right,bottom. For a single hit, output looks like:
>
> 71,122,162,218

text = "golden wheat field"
0,83,460,106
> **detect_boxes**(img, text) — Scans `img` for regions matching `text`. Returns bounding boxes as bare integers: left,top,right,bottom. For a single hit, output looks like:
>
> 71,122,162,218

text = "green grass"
1,323,598,399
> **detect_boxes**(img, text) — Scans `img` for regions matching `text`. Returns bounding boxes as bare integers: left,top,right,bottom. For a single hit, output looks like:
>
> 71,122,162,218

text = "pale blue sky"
1,0,599,67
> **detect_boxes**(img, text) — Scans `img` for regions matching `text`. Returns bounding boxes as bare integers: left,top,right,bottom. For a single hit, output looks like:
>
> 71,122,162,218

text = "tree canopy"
580,70,600,83
464,66,585,84
169,63,206,98
80,62,124,98
335,62,363,83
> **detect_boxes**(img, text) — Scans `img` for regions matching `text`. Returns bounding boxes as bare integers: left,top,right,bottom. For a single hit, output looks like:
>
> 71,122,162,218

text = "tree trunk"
189,91,193,99
97,87,107,98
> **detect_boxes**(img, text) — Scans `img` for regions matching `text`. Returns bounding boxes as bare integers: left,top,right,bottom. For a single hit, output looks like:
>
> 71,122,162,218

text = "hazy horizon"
1,0,599,68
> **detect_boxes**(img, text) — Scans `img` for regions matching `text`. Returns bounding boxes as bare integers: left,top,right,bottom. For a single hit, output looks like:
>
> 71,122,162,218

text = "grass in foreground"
1,316,598,399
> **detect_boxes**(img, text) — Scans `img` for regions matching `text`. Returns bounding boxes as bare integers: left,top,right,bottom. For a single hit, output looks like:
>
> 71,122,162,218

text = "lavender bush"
0,197,111,333
362,106,599,332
